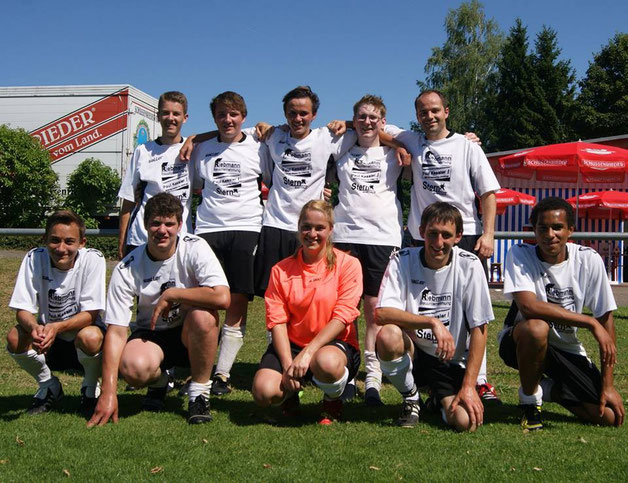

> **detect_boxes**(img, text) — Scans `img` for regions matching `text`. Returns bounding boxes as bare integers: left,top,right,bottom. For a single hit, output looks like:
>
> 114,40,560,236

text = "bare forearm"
49,310,99,334
100,326,127,393
271,325,293,371
514,293,600,329
164,286,230,311
16,310,38,332
118,200,134,252
375,307,439,331
301,319,346,357
480,192,496,236
462,325,487,389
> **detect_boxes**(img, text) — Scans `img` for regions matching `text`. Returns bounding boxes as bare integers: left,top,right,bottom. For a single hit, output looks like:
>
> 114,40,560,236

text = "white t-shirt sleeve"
503,245,536,298
325,128,358,161
8,249,40,314
118,147,141,201
384,124,417,148
583,250,617,317
376,252,407,310
104,263,136,327
468,142,500,196
79,250,107,312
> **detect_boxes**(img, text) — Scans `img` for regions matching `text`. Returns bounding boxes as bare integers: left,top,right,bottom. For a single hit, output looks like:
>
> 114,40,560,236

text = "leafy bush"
0,125,59,228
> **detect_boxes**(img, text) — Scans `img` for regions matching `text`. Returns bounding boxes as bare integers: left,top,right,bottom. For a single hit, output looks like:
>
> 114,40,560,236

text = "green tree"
531,26,577,143
492,19,551,150
65,157,120,224
0,125,59,227
418,0,504,144
575,33,628,139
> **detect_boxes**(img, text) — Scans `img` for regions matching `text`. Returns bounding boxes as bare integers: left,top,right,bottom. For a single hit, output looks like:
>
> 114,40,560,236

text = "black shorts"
258,340,361,382
334,243,397,297
254,226,298,297
124,244,140,257
128,326,190,369
46,324,107,372
499,326,602,406
198,230,259,298
411,344,466,401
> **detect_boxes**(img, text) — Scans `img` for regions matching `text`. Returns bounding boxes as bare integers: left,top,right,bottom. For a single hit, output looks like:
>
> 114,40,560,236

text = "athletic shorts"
499,326,602,406
254,226,298,297
198,230,259,298
46,324,107,372
258,340,361,382
411,344,465,401
128,325,190,369
124,244,140,257
334,243,397,297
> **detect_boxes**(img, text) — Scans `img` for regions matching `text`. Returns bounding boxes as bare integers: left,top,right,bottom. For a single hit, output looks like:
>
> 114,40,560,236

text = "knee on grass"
251,370,284,408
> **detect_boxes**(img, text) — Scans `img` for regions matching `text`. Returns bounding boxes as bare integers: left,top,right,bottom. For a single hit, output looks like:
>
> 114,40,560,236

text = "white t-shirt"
377,246,493,364
263,127,356,231
385,126,500,239
332,145,403,246
193,129,271,234
105,235,228,331
502,243,617,356
118,138,194,246
9,247,106,342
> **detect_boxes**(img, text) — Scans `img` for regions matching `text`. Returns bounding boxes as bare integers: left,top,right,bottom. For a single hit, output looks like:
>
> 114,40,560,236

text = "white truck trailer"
0,84,160,196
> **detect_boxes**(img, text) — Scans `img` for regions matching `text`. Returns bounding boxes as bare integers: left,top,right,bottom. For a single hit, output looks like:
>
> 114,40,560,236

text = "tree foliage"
0,125,59,228
418,0,504,142
575,33,628,139
531,26,577,143
65,157,120,222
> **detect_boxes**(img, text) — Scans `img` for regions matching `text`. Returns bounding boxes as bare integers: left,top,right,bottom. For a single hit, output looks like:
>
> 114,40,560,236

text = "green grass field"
1,255,627,481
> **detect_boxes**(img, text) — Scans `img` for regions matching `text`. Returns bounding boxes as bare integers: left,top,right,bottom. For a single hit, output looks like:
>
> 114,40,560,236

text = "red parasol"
566,190,628,219
494,188,536,215
498,142,628,183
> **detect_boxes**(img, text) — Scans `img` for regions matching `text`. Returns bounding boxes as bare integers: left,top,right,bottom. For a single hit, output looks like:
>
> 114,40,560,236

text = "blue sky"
2,0,626,135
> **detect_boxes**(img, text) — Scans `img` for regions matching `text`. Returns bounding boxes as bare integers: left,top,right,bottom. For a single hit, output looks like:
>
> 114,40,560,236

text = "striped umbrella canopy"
566,190,628,219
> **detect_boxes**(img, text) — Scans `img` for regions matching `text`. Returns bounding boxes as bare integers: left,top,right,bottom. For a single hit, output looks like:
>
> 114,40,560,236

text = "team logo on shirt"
349,156,380,194
416,288,452,343
281,149,312,189
212,158,242,197
545,283,576,333
161,161,190,199
47,288,79,321
159,280,181,326
421,148,452,182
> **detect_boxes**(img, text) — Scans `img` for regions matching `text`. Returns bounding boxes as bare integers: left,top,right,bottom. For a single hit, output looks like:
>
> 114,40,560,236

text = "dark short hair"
353,94,386,118
210,91,247,118
45,210,86,239
282,86,320,114
420,202,463,235
415,89,449,111
144,192,183,227
530,197,576,228
158,91,188,114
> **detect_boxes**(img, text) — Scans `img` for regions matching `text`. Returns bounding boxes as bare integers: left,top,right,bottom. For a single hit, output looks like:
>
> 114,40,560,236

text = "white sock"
215,325,244,379
313,367,349,400
77,348,101,389
364,350,382,392
540,377,555,402
476,348,488,385
188,380,212,401
379,353,419,401
9,349,52,385
519,385,543,406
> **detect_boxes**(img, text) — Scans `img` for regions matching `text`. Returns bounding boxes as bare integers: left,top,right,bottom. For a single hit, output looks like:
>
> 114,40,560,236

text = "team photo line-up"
6,86,624,432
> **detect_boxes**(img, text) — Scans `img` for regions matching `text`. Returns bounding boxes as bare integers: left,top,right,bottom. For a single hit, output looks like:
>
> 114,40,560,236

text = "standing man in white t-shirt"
117,91,194,259
375,202,493,431
7,210,106,417
329,95,404,407
190,91,271,395
253,86,359,297
88,193,230,426
498,197,624,430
